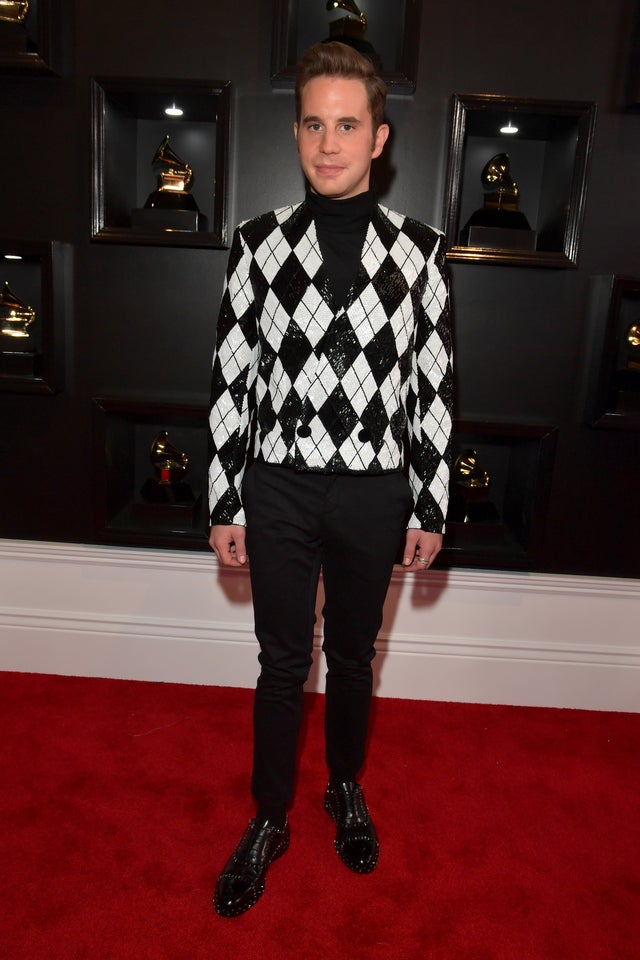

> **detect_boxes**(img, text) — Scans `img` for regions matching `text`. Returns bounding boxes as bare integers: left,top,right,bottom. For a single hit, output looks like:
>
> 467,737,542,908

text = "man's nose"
320,129,339,153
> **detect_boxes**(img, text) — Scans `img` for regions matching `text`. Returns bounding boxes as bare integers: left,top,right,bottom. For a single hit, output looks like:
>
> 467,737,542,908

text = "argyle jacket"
208,200,453,532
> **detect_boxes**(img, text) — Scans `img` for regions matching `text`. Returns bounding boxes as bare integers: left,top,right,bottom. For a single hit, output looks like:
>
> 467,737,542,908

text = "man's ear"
372,123,390,160
293,122,299,145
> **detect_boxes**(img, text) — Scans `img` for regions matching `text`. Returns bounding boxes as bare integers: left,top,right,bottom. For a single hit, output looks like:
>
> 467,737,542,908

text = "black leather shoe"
213,817,290,918
324,781,379,874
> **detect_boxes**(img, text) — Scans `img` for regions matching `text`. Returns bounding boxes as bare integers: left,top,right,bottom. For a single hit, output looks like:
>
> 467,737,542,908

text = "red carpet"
1,671,639,959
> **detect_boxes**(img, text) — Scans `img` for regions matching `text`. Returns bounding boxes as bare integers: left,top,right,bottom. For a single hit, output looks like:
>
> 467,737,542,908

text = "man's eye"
341,124,354,132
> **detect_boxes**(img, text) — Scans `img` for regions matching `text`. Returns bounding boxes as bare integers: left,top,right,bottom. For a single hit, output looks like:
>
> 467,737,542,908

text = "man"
208,41,453,918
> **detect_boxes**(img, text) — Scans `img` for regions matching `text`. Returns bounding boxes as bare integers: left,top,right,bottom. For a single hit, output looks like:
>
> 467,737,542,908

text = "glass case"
92,398,210,549
440,420,558,569
442,95,596,268
0,0,59,74
0,237,65,393
91,77,231,249
271,0,421,93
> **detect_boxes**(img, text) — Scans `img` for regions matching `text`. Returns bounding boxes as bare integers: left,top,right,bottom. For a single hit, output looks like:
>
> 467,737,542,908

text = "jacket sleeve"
208,226,260,526
406,232,453,532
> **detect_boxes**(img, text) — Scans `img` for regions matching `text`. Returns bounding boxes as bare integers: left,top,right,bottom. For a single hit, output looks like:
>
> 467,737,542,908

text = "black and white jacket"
208,200,453,532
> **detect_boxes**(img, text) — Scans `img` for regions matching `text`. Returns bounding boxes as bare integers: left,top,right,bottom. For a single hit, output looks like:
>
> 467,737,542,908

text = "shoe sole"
213,832,290,918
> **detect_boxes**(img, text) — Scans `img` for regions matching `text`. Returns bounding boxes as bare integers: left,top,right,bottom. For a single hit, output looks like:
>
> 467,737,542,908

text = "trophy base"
0,22,29,53
461,208,535,249
466,225,537,251
613,388,640,415
0,348,40,377
131,208,205,233
139,478,196,504
134,480,201,521
448,495,501,525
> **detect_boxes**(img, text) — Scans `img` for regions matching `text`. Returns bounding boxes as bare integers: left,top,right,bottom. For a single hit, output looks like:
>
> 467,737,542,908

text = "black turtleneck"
306,188,376,311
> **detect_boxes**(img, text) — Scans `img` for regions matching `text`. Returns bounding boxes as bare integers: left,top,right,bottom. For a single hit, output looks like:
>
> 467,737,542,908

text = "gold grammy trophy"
610,319,640,415
0,279,39,379
449,449,499,524
461,153,536,251
0,0,28,21
131,135,204,233
624,323,640,373
140,430,198,508
324,1,382,71
0,280,35,338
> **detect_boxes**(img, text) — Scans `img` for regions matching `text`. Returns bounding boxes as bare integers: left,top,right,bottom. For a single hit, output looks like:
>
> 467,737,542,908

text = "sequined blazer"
208,200,453,532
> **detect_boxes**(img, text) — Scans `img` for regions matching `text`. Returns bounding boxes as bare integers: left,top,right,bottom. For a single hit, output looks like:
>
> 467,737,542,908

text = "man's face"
294,75,389,200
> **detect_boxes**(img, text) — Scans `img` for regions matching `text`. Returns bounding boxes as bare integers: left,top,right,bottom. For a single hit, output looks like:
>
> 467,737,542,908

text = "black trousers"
242,461,412,810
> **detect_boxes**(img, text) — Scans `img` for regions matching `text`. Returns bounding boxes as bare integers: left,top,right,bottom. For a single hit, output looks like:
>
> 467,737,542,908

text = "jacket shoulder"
377,205,443,253
235,202,305,249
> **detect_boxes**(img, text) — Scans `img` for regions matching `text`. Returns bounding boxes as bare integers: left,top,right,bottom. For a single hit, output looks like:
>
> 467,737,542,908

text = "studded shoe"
213,816,290,918
324,781,379,874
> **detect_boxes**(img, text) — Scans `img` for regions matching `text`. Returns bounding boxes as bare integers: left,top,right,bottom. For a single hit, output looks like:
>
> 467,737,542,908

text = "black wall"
1,0,639,578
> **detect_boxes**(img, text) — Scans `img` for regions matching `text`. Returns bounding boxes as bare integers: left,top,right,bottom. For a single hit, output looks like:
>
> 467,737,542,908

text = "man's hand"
401,529,442,570
209,524,248,567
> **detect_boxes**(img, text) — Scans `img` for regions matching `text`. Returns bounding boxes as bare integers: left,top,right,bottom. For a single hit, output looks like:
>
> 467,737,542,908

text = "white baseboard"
0,539,638,711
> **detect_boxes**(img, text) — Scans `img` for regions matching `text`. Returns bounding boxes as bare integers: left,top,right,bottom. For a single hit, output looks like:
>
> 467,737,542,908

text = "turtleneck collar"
306,187,376,233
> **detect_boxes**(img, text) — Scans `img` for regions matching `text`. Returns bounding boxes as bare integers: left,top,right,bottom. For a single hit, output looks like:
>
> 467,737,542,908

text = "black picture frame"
91,77,231,249
0,0,59,75
442,95,597,268
0,237,65,394
92,397,210,549
271,0,421,94
586,275,640,430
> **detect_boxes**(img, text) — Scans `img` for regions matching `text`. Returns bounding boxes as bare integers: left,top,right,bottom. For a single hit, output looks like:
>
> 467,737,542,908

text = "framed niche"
0,238,65,394
625,0,640,111
91,77,231,249
271,0,421,93
442,95,596,268
586,275,640,430
440,420,558,570
92,397,210,550
0,0,59,74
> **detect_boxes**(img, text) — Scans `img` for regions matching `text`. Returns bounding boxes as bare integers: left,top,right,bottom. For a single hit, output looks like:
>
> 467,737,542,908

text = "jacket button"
297,425,311,438
358,428,371,442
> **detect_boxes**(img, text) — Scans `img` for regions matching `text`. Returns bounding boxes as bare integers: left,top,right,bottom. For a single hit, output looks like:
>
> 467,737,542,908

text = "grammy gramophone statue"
0,0,29,21
0,280,39,378
448,449,500,524
460,153,536,251
139,430,199,512
0,280,35,339
624,323,640,373
131,136,205,233
324,1,382,70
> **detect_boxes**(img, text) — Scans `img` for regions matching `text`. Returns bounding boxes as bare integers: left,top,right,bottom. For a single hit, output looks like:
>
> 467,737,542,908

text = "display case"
442,95,596,268
0,0,59,74
0,237,65,393
92,398,210,549
625,0,640,111
91,77,231,248
271,0,421,93
440,420,558,569
586,275,640,430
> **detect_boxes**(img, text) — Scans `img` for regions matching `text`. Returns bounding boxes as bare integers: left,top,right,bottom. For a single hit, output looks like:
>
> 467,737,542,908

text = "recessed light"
165,103,183,117
500,120,518,134
4,254,22,260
